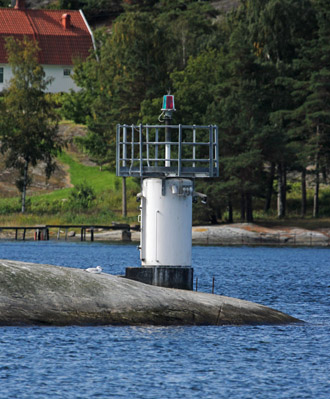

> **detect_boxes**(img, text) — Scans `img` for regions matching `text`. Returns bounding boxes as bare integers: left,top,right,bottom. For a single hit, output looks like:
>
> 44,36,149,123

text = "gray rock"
0,259,301,326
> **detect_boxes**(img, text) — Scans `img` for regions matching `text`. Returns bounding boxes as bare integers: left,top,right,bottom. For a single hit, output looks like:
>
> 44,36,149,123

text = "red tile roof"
0,9,94,65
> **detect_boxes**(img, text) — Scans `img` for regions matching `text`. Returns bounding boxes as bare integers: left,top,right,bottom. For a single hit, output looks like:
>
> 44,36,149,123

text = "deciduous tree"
0,37,62,213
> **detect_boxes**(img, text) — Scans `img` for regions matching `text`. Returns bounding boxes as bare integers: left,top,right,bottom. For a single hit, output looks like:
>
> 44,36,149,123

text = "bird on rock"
85,266,103,274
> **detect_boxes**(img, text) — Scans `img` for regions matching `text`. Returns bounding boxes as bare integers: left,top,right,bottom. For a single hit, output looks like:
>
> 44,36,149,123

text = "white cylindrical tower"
140,178,193,267
117,99,218,289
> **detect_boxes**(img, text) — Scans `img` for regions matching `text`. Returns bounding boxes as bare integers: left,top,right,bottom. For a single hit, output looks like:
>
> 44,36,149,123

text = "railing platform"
116,124,219,178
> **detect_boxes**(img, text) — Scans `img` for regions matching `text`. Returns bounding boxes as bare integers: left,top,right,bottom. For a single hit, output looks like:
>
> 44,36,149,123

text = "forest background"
0,0,330,227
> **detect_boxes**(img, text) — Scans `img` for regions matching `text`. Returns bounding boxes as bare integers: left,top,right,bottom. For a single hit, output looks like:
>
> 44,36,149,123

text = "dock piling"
0,224,137,241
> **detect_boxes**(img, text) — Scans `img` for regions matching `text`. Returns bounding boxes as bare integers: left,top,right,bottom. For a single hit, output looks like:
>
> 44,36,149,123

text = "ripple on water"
0,243,329,398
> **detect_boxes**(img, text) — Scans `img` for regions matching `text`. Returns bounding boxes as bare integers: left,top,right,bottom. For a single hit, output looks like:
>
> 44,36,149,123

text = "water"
0,242,329,398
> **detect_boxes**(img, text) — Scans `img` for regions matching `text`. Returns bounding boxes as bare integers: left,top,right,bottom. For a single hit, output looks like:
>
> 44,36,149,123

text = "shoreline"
1,223,329,246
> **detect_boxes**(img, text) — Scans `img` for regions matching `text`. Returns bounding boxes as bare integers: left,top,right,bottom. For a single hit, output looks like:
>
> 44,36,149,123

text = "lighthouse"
116,95,218,290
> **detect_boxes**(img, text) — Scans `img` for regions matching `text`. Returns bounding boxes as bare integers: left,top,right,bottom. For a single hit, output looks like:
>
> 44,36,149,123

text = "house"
0,0,95,92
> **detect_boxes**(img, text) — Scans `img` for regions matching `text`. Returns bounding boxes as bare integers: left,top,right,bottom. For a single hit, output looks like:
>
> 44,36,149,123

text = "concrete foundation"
125,267,193,290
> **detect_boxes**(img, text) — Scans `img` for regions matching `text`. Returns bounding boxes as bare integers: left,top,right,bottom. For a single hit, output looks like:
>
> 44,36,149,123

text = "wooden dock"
0,223,139,242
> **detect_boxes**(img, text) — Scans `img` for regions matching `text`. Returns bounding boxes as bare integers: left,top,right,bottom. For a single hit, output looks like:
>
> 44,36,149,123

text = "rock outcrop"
0,259,301,326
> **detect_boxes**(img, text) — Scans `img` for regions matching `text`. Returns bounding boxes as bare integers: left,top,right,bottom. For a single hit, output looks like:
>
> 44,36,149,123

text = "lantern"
161,95,175,111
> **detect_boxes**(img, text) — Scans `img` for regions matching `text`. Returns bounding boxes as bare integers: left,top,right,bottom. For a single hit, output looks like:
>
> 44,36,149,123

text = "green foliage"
68,182,96,209
57,151,124,191
188,0,330,221
246,0,316,63
319,188,330,216
0,149,140,223
155,0,221,71
29,198,64,214
70,2,220,168
0,37,62,213
0,198,21,215
53,0,330,222
170,49,224,124
57,91,91,124
58,0,122,20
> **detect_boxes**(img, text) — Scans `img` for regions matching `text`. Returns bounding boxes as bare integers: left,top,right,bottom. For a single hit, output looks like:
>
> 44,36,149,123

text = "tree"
156,0,220,71
292,0,330,217
72,1,221,169
208,14,275,222
170,49,225,124
246,0,317,217
0,37,62,213
167,8,271,223
169,0,324,221
57,0,123,21
274,0,330,217
72,11,169,215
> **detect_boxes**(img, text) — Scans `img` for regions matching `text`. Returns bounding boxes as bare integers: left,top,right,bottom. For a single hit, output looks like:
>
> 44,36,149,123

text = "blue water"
0,242,329,398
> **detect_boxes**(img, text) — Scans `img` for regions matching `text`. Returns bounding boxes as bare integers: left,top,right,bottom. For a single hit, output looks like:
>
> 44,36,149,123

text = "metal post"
146,126,150,167
209,125,214,177
131,125,135,170
155,128,159,167
193,125,196,168
214,126,219,176
139,124,143,176
116,124,120,176
122,177,127,217
123,125,127,168
165,118,171,167
178,124,182,176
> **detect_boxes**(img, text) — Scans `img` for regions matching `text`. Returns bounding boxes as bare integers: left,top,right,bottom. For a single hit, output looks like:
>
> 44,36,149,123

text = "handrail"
116,123,219,178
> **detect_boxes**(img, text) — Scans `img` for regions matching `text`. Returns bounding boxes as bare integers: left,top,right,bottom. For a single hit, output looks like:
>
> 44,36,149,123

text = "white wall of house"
44,65,80,93
0,64,80,93
0,65,12,91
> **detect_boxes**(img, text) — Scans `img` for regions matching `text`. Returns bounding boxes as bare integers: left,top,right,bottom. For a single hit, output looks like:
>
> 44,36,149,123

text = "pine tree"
246,0,317,217
278,0,330,217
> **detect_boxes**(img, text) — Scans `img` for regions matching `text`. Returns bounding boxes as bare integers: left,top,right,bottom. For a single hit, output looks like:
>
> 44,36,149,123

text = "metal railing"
116,124,219,178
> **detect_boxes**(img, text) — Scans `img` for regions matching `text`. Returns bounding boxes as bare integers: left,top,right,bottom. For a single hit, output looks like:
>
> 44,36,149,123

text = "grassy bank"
0,151,140,226
1,150,330,229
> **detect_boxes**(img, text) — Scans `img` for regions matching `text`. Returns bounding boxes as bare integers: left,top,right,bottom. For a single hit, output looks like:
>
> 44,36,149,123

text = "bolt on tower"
116,94,219,290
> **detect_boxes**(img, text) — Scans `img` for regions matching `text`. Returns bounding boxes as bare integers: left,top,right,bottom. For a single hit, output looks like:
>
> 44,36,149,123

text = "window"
63,68,71,77
0,67,3,83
